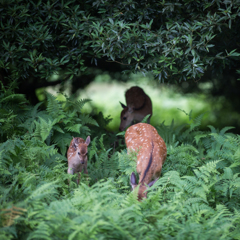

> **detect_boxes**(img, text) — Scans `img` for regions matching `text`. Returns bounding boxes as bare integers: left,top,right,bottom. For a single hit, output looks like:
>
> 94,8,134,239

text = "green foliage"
1,92,240,239
0,0,240,84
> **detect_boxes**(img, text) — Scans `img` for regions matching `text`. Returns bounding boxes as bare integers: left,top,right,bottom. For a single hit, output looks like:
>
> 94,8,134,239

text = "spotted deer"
67,136,90,184
125,123,167,201
119,86,152,131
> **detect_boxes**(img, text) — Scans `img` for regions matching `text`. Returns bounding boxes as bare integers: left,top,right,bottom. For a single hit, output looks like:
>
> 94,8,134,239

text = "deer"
119,86,152,131
125,123,167,201
67,136,90,185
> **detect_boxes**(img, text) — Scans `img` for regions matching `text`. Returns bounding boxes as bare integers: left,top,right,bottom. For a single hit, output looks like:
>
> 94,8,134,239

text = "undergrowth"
0,90,240,239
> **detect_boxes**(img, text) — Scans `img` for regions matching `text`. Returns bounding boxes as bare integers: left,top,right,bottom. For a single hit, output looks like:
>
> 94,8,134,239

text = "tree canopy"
1,0,240,93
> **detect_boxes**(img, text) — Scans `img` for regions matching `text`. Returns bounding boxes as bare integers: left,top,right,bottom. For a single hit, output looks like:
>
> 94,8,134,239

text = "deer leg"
77,172,81,185
83,165,89,186
67,167,74,186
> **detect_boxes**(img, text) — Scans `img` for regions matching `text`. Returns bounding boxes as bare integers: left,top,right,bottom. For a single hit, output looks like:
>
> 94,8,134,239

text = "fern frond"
156,171,183,190
88,136,98,161
117,150,136,176
49,199,75,217
26,181,59,203
27,222,52,240
156,120,184,146
219,126,235,135
222,167,233,180
0,138,25,163
65,124,82,133
1,205,27,227
64,98,92,113
51,132,71,155
99,134,106,151
208,204,232,227
184,197,209,206
79,114,98,126
208,125,217,133
194,133,209,145
52,125,65,134
141,114,151,123
18,102,44,133
230,149,240,169
123,187,140,206
45,92,64,118
210,133,227,148
189,112,206,131
34,117,55,142
0,94,27,105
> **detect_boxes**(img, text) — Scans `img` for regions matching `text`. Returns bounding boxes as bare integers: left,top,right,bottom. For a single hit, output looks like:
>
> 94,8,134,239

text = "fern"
1,89,240,240
34,117,56,141
156,120,182,147
65,123,82,133
163,144,199,176
0,93,30,140
87,135,119,184
45,92,64,118
18,102,47,134
141,114,151,123
64,97,92,113
51,132,72,155
0,94,27,105
26,181,59,203
0,138,25,164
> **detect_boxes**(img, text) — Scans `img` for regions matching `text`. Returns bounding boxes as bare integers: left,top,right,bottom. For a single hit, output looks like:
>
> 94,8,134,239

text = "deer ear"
148,178,159,187
120,102,127,109
130,172,137,186
85,136,91,146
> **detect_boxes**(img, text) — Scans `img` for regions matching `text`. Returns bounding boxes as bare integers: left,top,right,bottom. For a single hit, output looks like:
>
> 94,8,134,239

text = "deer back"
125,123,167,200
119,86,152,131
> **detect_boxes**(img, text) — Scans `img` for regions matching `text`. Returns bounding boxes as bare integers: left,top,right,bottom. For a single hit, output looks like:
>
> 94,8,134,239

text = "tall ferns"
0,92,240,239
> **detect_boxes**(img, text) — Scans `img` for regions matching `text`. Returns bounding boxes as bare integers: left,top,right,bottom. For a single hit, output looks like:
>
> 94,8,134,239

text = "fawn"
67,136,90,184
119,86,152,131
125,123,167,200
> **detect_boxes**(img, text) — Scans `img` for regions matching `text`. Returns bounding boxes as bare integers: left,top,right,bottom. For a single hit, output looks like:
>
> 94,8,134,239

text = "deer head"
119,86,152,131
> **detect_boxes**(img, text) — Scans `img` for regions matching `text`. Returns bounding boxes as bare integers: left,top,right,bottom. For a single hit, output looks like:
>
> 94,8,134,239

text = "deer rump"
125,123,167,200
130,139,164,186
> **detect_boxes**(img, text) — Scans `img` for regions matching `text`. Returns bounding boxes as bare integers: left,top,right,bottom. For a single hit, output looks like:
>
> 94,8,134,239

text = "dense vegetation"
1,0,240,103
1,0,240,238
0,88,240,239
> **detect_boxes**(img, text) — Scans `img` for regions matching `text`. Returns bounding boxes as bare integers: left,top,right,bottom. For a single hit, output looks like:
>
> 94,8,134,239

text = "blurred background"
37,70,240,134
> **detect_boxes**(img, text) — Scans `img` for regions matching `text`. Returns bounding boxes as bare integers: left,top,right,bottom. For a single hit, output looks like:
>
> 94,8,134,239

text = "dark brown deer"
119,86,152,131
